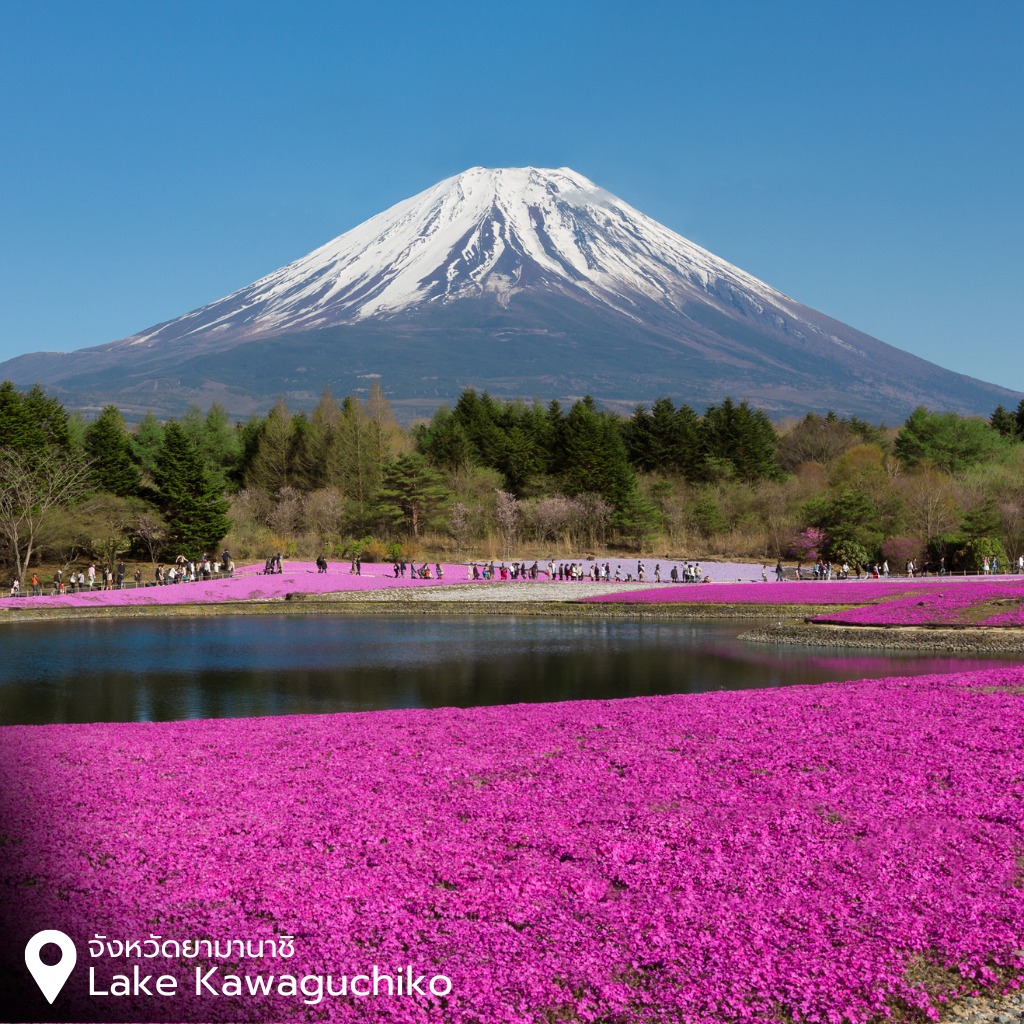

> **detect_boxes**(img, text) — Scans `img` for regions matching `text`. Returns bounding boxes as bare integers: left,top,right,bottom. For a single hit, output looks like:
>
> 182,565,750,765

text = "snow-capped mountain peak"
125,165,789,347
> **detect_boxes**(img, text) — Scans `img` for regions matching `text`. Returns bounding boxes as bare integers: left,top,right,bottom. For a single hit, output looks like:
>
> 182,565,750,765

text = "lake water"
1,614,1020,726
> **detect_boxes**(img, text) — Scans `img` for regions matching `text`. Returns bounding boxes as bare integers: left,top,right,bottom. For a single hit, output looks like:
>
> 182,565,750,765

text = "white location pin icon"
25,929,77,1004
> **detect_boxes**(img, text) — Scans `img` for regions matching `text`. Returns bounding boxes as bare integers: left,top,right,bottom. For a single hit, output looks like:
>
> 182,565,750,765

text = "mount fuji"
2,166,1018,421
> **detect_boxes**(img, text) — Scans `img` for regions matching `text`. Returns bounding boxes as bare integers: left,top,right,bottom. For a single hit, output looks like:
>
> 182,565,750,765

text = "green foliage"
178,402,240,491
960,499,1001,539
830,539,872,568
153,421,232,555
895,406,1010,473
375,452,450,538
84,405,140,497
244,398,296,492
0,379,72,459
690,495,728,537
700,397,779,481
990,404,1020,440
960,536,1008,572
622,398,702,477
561,397,637,509
614,491,662,552
803,488,882,561
132,412,165,479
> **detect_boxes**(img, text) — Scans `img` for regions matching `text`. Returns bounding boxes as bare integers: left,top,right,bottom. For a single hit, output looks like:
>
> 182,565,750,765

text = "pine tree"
561,397,637,510
0,379,32,450
337,395,375,502
84,405,140,496
623,403,654,470
154,421,232,555
303,386,343,487
701,398,778,481
990,405,1018,439
364,380,398,485
21,382,71,450
244,398,294,492
375,452,449,537
132,412,165,479
0,379,71,456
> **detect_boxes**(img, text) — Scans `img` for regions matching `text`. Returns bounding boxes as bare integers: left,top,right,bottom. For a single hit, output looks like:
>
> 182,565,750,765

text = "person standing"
117,561,126,589
775,560,784,582
30,573,40,596
133,568,141,586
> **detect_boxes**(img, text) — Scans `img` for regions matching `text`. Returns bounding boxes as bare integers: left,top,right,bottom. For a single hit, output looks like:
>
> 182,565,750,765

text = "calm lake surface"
1,614,1020,726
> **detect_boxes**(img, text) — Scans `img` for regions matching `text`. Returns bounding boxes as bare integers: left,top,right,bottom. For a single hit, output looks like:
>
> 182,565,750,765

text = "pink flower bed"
0,561,472,611
580,577,963,606
810,580,1024,627
3,671,1023,1021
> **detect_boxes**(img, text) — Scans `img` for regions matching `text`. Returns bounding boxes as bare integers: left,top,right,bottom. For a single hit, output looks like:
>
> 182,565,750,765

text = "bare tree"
570,493,613,549
530,496,573,544
0,447,92,584
302,487,344,537
999,498,1024,564
447,501,471,559
268,486,303,537
80,494,146,570
232,487,275,529
754,481,793,558
775,415,859,471
134,510,168,566
493,490,521,557
899,469,961,541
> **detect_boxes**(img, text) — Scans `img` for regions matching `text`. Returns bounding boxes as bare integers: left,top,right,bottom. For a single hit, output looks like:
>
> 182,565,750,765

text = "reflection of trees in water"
1,616,1020,726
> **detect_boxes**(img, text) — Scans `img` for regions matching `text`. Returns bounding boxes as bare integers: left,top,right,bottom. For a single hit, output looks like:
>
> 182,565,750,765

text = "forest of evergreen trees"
2,375,1024,579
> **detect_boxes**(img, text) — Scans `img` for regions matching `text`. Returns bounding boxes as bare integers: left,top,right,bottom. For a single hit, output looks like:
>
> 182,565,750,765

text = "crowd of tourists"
456,560,712,583
780,553,1024,582
7,550,235,598
9,549,1024,599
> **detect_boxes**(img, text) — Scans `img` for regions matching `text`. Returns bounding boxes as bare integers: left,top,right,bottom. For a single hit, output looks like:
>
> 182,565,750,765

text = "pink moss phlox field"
0,560,768,612
3,673,1024,1021
0,562,474,611
810,579,1024,627
580,577,999,607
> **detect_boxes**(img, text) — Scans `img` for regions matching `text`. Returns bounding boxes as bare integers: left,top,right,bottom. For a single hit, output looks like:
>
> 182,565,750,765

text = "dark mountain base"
1,292,1018,423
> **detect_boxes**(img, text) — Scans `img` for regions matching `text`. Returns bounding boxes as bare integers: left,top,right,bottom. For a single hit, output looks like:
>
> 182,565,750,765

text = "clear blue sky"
1,0,1022,391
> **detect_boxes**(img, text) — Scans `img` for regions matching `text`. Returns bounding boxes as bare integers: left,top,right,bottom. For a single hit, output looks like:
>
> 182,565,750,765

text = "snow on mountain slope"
123,166,801,348
5,164,1020,423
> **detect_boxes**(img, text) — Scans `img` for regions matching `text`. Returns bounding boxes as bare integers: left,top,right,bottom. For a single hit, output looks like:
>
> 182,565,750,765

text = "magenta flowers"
3,670,1023,1021
810,579,1024,627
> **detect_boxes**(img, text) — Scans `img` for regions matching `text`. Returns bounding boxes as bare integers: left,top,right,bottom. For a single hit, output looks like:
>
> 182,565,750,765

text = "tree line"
2,374,1024,579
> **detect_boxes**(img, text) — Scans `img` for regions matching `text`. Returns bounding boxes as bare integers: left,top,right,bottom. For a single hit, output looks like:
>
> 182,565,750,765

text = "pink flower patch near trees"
0,561,473,611
811,579,1024,626
2,670,1023,1021
788,526,826,561
581,577,989,605
881,534,925,566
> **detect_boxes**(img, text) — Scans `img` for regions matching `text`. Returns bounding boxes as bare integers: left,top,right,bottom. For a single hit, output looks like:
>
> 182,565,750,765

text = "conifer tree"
84,405,140,496
303,386,343,487
0,379,71,457
132,412,165,479
561,397,636,509
245,398,294,492
701,398,778,481
337,395,375,502
154,421,232,555
375,452,449,538
991,404,1020,439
